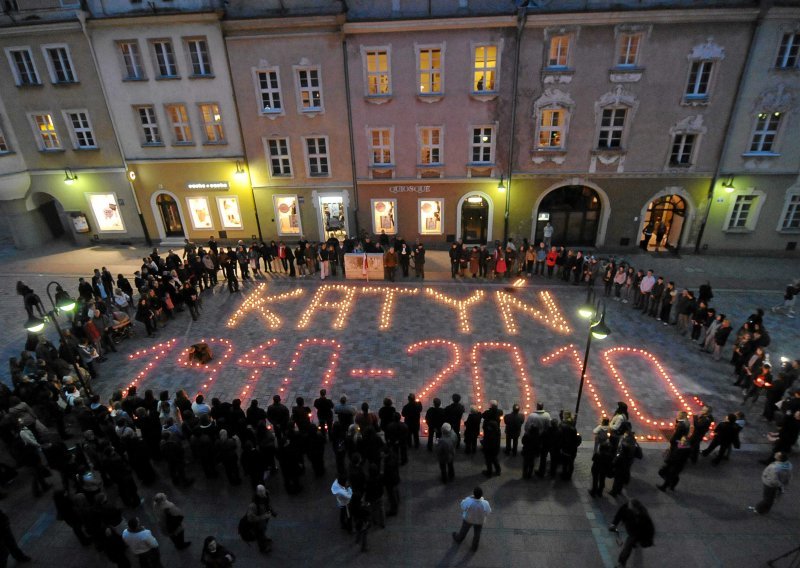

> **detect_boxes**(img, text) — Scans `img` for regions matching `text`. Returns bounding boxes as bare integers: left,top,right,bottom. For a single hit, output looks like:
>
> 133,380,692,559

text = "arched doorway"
31,192,67,239
152,192,186,239
457,192,493,244
534,185,601,247
640,194,687,252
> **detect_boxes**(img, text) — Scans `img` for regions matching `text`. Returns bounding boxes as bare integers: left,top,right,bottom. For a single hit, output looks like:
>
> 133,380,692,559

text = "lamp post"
498,174,510,245
24,281,92,395
574,299,610,426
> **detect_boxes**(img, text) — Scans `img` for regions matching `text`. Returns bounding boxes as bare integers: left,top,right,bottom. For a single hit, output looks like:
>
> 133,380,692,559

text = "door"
39,199,65,239
461,196,489,244
642,194,686,251
156,194,184,238
319,195,347,241
535,186,601,247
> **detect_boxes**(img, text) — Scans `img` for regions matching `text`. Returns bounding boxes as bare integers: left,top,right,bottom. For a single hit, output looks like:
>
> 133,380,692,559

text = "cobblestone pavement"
0,243,798,567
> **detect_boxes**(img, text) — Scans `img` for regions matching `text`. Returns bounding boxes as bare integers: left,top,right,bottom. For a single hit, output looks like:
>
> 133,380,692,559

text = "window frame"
418,198,444,236
264,136,293,178
361,45,392,99
41,44,77,84
367,127,394,167
722,189,766,233
418,126,444,166
596,107,627,150
469,125,496,165
371,198,398,235
668,133,696,166
747,111,783,155
150,39,179,79
253,67,284,116
472,43,499,94
777,189,800,232
28,112,62,151
164,103,193,145
117,40,145,81
198,103,225,144
5,46,40,86
294,66,324,113
133,105,162,146
184,37,213,78
685,60,713,100
774,32,800,70
273,194,303,236
535,106,568,150
303,135,331,178
416,43,445,97
62,109,97,149
0,118,9,154
615,32,642,68
546,34,571,69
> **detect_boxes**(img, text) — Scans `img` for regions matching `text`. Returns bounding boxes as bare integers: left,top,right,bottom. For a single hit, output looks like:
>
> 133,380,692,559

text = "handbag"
164,295,175,310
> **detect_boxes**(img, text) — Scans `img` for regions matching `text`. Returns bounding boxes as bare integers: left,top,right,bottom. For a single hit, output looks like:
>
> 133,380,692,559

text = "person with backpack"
609,427,642,497
609,499,655,567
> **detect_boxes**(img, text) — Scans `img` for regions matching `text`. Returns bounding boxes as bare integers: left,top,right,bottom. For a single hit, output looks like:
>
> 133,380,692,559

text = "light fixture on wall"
63,168,78,185
722,176,735,193
234,160,246,176
497,175,506,192
128,170,136,181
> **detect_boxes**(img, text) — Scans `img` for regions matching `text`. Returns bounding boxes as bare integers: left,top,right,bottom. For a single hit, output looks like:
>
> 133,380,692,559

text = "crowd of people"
2,236,799,567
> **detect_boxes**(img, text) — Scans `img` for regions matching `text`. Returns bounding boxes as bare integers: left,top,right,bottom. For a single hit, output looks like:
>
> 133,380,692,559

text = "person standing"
503,404,524,456
451,487,491,552
543,221,554,249
152,493,191,550
401,394,422,449
383,247,398,282
608,499,655,568
750,453,792,515
444,394,465,449
245,485,274,553
437,423,457,483
688,406,715,463
425,398,445,452
657,436,691,492
331,476,353,532
701,413,741,465
122,517,161,568
397,241,411,278
314,389,335,437
481,420,501,477
413,243,426,279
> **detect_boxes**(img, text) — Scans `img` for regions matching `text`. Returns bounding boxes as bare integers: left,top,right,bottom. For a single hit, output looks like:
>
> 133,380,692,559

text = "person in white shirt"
122,517,161,567
452,486,491,551
331,476,353,531
192,395,211,416
636,270,656,310
524,403,551,435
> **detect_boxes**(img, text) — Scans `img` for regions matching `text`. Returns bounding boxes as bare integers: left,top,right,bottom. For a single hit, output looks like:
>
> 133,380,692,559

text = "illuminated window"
165,104,192,144
369,128,393,165
419,127,442,165
537,109,565,149
616,33,641,67
418,46,443,95
471,126,494,163
365,48,391,96
473,45,497,92
199,103,225,144
547,35,570,68
419,198,444,235
30,113,61,150
296,67,323,111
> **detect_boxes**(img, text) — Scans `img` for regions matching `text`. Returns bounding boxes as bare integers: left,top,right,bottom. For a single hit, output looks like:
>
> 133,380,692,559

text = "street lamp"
574,299,611,425
23,281,92,395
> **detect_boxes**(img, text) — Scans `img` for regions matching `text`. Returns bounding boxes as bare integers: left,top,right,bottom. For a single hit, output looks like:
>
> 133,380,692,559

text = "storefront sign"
186,182,229,191
344,253,384,280
389,185,431,194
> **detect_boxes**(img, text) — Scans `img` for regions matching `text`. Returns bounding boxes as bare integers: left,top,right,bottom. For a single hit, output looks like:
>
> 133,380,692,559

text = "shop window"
86,193,125,232
273,195,302,236
217,196,243,229
418,198,443,235
187,196,214,230
371,199,397,235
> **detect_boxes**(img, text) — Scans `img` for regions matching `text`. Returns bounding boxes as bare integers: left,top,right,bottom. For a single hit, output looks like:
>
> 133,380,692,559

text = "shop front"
253,186,354,244
129,160,258,245
359,181,504,247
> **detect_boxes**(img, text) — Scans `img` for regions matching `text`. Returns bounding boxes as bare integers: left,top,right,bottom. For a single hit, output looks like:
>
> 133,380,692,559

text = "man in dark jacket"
503,404,524,456
266,395,290,444
688,406,714,463
401,394,422,449
444,394,465,449
609,499,655,567
701,413,741,465
424,398,446,452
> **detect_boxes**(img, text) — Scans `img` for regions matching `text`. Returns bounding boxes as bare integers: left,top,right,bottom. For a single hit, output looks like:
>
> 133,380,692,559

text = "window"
371,199,397,235
297,68,323,111
780,194,800,230
152,40,178,78
63,110,96,148
597,108,626,149
473,45,497,92
43,45,76,83
30,113,61,150
547,35,570,68
419,127,442,165
186,39,212,76
135,106,161,145
749,112,782,153
616,33,640,67
369,128,393,165
670,133,695,165
471,126,494,163
118,41,144,80
775,33,799,69
199,104,224,143
305,137,329,177
0,121,9,153
419,198,443,235
165,104,192,144
685,60,712,99
256,69,282,113
365,48,390,96
266,137,292,177
418,46,443,95
6,47,39,86
537,109,565,149
728,195,756,229
273,195,302,236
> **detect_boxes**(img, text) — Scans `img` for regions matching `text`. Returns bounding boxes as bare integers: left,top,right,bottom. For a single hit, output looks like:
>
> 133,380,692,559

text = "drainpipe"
341,21,360,238
694,3,766,254
503,5,527,244
78,11,152,246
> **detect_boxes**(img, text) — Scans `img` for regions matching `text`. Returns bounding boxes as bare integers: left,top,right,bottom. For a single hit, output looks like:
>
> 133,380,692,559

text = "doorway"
534,185,601,247
641,194,687,252
461,196,489,244
155,193,185,238
318,194,348,241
